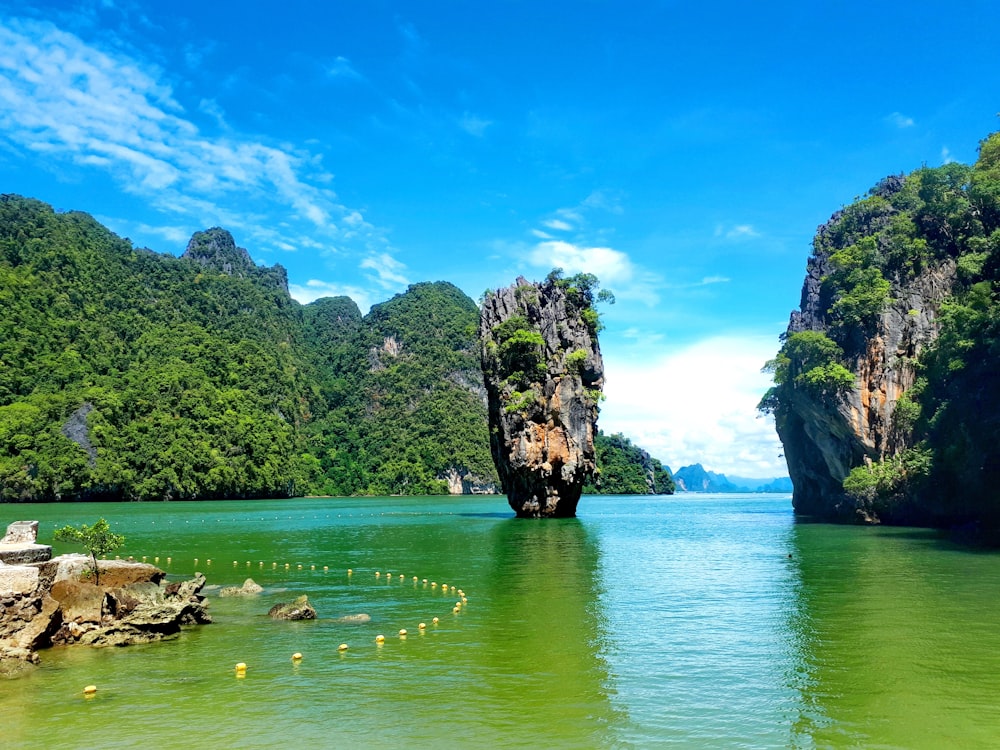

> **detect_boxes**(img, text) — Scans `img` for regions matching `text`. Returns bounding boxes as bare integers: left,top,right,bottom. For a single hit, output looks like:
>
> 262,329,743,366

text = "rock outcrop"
480,274,605,517
0,554,211,673
769,174,959,522
219,578,264,597
268,595,317,620
181,227,289,293
0,521,52,564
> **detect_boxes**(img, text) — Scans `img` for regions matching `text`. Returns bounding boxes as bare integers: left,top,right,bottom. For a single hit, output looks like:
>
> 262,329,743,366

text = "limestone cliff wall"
778,193,958,520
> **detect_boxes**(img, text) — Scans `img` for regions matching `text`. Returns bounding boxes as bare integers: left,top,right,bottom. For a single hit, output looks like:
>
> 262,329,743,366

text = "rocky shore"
0,523,211,675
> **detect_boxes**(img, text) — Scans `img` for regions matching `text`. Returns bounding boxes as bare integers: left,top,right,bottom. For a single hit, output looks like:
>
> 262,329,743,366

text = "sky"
2,1,999,478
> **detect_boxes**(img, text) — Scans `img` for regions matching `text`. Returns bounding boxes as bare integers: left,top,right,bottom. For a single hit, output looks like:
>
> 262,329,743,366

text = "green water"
3,495,1000,749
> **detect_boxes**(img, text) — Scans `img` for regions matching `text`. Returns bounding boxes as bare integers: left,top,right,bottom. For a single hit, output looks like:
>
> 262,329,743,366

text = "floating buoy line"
113,557,475,678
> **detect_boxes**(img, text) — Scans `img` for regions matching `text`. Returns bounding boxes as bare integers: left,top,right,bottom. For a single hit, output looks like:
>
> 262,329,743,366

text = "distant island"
672,464,792,494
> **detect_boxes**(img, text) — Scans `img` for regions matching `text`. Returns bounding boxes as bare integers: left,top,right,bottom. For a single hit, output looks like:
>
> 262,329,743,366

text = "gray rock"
480,275,604,517
1,521,38,544
268,595,317,621
219,578,264,597
335,613,371,624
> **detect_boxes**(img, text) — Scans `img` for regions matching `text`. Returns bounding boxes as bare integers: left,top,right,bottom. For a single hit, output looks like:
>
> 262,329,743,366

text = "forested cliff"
762,131,1000,526
0,195,670,502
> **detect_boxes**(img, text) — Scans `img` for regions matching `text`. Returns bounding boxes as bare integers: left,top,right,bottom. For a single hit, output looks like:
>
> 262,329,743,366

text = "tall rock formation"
764,135,1000,525
480,274,605,517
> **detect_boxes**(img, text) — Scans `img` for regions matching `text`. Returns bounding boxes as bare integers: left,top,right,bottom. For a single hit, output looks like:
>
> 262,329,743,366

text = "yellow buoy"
272,562,277,569
292,653,302,661
453,606,460,613
338,643,349,651
399,629,407,636
347,568,352,575
142,556,147,562
284,563,290,570
166,557,172,564
462,597,468,603
194,558,199,565
375,634,385,643
418,622,426,629
399,574,404,580
83,685,97,695
233,561,238,566
235,662,247,672
206,559,211,565
431,582,437,588
323,566,329,572
297,564,303,570
311,564,316,570
432,617,439,624
375,571,381,578
456,601,462,608
154,556,159,563
413,576,418,582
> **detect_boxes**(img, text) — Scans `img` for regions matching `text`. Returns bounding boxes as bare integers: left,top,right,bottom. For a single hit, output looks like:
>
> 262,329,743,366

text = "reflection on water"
788,521,1000,749
5,496,1000,748
481,519,622,747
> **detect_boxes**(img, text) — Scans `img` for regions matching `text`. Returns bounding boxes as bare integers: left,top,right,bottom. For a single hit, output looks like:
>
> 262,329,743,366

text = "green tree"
53,518,125,585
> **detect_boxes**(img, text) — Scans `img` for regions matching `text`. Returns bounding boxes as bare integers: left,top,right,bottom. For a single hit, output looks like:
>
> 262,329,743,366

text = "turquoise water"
4,494,1000,748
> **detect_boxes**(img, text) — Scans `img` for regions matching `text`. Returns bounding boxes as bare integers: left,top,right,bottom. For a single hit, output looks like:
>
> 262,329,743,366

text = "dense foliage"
583,432,674,495
762,131,1000,524
0,196,665,502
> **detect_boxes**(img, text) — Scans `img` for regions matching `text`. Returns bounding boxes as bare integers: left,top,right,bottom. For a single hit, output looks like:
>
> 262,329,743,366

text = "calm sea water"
3,494,1000,749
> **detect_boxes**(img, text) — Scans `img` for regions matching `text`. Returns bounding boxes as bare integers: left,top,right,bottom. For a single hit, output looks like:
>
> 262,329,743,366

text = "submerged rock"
480,274,605,517
268,595,317,621
220,578,264,597
335,613,371,624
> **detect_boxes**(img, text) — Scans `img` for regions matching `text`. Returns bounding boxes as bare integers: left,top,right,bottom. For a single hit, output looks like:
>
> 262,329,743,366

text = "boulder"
268,595,317,621
219,578,264,597
1,521,38,544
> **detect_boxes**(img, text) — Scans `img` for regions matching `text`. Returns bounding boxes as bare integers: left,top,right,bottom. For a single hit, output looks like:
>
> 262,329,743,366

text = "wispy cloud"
941,146,955,164
361,252,410,289
327,55,363,80
886,111,915,129
715,223,760,241
0,17,386,258
542,218,573,231
458,111,492,137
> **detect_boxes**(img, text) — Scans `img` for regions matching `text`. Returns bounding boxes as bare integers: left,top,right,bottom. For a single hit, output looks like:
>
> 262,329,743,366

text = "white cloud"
542,218,573,231
942,146,955,164
327,55,362,80
700,275,730,285
458,111,492,137
360,252,409,289
530,229,554,239
0,17,385,258
598,335,788,478
715,223,760,240
528,240,634,285
886,111,915,129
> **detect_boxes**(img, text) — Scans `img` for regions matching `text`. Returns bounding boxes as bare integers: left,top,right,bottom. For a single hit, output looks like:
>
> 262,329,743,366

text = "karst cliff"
480,272,606,518
764,131,1000,525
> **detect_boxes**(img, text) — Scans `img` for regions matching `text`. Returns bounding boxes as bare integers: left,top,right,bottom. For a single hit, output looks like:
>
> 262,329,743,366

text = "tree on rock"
53,518,125,585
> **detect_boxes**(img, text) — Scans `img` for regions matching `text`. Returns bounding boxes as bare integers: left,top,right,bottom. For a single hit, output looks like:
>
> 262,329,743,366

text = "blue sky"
2,1,999,478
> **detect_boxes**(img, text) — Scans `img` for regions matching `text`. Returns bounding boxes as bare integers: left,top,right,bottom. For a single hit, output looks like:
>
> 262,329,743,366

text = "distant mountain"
673,464,792,493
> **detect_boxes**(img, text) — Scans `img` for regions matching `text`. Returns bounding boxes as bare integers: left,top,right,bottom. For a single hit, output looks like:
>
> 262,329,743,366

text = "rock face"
771,176,957,522
480,275,605,517
0,555,211,672
181,227,289,293
268,595,317,620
